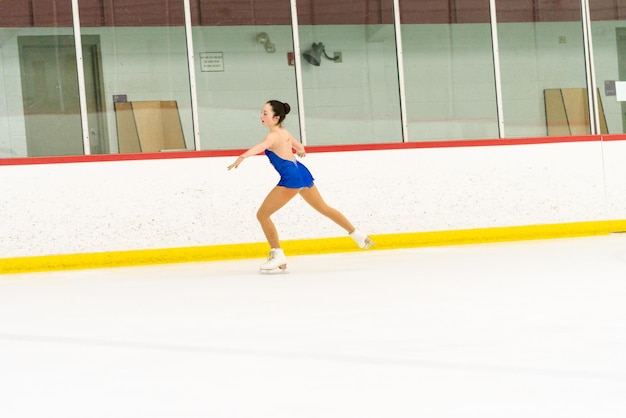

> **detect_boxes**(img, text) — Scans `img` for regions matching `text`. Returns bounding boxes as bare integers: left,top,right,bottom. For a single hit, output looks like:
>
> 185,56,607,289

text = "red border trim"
0,134,616,166
600,134,626,141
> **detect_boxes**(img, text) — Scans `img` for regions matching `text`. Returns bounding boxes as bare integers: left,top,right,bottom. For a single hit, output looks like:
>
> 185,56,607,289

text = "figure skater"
227,100,374,271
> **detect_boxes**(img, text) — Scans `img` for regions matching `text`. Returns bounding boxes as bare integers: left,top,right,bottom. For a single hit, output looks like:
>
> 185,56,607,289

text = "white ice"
1,235,626,418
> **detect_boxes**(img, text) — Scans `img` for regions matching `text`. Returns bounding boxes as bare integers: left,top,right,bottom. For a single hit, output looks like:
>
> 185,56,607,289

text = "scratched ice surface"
1,235,626,418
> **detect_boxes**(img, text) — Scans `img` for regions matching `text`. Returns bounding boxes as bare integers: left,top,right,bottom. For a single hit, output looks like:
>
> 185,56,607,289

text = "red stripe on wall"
0,135,615,166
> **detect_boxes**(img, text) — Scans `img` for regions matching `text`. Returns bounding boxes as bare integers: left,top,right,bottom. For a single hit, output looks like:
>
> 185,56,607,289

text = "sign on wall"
200,52,224,72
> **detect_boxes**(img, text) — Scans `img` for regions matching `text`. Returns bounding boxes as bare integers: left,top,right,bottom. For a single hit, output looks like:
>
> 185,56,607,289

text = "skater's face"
260,103,279,127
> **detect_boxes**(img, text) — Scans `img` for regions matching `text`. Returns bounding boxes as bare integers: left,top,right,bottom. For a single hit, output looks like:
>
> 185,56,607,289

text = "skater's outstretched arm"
227,135,274,170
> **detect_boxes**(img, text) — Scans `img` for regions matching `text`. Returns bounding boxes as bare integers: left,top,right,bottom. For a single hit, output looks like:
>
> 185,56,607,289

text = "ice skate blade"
259,265,288,274
362,238,375,249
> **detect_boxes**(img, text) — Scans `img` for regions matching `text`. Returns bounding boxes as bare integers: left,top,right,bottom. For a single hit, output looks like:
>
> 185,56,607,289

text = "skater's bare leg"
300,185,374,248
257,186,300,248
298,185,355,233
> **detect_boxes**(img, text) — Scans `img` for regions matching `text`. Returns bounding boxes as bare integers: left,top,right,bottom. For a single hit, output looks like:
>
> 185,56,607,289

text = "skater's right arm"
227,134,274,170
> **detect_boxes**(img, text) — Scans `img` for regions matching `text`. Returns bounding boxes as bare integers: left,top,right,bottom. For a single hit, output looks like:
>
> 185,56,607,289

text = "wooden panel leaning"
544,88,608,136
115,100,186,153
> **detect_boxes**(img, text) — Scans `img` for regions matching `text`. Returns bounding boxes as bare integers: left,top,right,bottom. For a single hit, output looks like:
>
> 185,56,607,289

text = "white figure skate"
350,229,375,249
260,248,287,272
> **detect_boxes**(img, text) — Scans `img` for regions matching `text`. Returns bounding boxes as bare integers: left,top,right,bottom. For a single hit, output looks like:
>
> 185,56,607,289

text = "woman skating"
228,100,374,271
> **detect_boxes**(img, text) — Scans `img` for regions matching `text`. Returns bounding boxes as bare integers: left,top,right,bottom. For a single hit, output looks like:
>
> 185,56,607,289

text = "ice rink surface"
1,235,626,418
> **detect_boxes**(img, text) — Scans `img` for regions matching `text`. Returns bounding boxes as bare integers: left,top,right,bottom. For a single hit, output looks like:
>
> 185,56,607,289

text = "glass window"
497,0,589,137
590,1,625,135
191,0,299,150
79,0,193,154
400,1,499,141
296,0,403,145
1,1,84,157
0,0,614,160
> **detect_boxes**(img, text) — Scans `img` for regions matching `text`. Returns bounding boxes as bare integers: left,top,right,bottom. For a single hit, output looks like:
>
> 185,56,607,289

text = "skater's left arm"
289,134,306,158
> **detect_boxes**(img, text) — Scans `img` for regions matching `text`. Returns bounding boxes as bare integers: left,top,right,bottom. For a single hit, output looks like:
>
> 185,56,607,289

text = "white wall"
1,138,624,259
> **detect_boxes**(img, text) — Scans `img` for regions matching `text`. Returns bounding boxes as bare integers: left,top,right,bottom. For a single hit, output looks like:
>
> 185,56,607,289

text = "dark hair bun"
283,102,291,115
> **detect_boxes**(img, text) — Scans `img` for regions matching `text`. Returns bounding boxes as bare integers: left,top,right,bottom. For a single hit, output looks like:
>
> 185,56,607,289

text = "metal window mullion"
587,9,601,135
392,0,409,142
581,0,600,135
184,0,201,150
71,0,91,155
290,0,307,145
489,0,505,138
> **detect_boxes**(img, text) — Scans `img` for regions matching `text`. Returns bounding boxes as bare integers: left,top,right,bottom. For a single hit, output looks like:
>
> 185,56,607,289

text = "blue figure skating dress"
265,149,314,189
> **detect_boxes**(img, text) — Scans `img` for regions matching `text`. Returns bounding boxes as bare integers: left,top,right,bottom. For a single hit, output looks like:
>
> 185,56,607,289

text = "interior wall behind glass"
0,29,20,158
591,20,626,134
1,28,30,158
298,24,403,145
497,21,587,138
81,26,192,153
402,23,499,141
191,25,299,150
79,0,192,154
1,26,82,158
4,1,622,160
